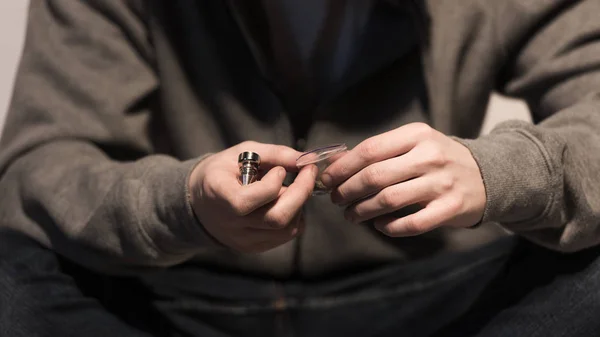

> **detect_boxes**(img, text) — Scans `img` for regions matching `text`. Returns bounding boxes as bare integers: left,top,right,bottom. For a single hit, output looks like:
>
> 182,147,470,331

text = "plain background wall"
0,1,531,135
0,1,30,131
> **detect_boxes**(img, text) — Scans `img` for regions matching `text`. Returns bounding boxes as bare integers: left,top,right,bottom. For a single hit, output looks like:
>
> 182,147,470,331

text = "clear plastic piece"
296,143,348,195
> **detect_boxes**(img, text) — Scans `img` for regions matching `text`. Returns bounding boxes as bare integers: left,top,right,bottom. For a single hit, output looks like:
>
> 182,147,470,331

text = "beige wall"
482,94,531,135
0,1,531,135
0,1,29,131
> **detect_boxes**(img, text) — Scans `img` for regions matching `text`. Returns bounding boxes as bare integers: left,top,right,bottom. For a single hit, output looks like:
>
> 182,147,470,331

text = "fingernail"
278,167,286,178
311,164,319,177
321,173,332,187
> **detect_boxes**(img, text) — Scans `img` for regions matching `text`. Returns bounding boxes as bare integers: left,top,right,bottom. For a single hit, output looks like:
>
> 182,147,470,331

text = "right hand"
189,141,318,253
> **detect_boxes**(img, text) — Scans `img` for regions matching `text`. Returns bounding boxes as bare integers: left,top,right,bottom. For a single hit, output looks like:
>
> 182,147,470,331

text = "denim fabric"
1,230,599,337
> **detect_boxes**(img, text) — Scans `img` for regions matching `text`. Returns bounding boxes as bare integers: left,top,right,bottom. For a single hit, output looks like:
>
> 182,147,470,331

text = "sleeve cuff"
147,153,224,258
453,120,561,229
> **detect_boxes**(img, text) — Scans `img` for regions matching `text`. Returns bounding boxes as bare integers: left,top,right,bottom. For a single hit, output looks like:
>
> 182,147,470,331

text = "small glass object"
296,143,348,195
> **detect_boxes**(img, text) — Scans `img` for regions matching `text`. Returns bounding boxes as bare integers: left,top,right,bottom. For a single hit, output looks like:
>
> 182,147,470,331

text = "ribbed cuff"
149,154,224,257
453,121,559,228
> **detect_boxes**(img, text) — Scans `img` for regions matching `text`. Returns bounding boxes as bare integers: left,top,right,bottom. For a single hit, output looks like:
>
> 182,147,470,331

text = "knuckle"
423,142,447,167
402,217,425,235
446,195,465,214
337,164,352,182
438,174,456,193
379,189,398,209
379,224,398,237
363,166,384,189
333,187,348,203
275,144,293,155
239,140,259,149
412,123,435,140
358,139,379,161
266,210,291,229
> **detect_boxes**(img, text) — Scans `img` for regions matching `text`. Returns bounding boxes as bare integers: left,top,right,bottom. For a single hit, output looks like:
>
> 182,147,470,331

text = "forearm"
444,0,600,252
459,98,600,252
0,0,223,274
0,139,219,274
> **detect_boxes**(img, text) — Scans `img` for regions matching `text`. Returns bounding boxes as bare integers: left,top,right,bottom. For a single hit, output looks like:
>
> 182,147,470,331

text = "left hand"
321,123,486,237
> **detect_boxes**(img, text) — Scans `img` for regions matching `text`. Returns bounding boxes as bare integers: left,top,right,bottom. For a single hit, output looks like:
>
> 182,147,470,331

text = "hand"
189,141,318,253
321,123,486,237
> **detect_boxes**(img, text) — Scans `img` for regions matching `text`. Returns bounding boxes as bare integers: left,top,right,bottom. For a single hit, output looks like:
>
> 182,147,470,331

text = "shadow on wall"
0,0,531,136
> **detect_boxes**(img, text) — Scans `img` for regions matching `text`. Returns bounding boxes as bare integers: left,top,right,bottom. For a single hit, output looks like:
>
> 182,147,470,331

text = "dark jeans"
1,231,600,337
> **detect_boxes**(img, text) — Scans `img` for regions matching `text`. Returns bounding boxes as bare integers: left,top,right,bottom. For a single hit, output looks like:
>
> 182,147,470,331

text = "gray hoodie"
1,0,599,279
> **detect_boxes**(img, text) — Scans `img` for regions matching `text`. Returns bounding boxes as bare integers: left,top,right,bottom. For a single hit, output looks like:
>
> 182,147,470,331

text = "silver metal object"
238,151,260,185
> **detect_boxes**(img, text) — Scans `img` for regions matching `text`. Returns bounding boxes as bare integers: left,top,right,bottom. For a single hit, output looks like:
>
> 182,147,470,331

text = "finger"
321,124,432,188
254,164,317,229
344,177,435,223
325,150,348,164
277,185,288,198
213,166,287,216
241,216,304,252
242,185,290,230
373,197,461,237
235,142,303,171
331,151,425,205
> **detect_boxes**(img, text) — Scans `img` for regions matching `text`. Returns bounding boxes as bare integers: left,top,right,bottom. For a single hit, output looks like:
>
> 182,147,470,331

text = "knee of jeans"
0,229,59,269
0,230,61,296
577,246,600,283
541,245,600,305
0,230,66,324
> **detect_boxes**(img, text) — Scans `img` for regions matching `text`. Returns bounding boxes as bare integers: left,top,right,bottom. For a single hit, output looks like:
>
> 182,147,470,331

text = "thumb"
236,142,303,171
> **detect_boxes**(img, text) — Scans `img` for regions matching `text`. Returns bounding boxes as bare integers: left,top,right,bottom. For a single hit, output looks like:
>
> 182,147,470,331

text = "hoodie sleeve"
458,0,600,252
0,0,219,275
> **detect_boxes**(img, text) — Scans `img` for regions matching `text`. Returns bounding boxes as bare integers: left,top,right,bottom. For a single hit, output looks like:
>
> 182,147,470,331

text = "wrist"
182,154,224,248
451,123,557,227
